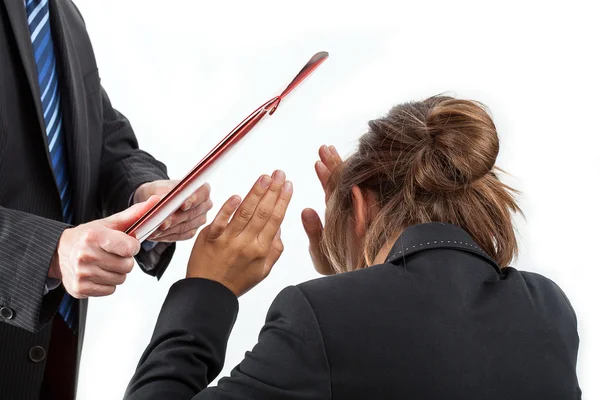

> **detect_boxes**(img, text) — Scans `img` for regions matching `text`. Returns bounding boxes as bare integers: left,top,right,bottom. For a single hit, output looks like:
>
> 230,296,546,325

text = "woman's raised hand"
301,145,342,275
186,170,293,297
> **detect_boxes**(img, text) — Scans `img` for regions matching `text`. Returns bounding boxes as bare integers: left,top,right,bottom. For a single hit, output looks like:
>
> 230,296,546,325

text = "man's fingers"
96,251,135,274
258,180,293,246
98,228,141,258
180,182,211,212
87,266,128,286
205,195,241,240
69,282,116,299
153,213,207,240
226,174,272,235
243,170,286,235
103,195,161,231
159,199,212,232
153,228,198,243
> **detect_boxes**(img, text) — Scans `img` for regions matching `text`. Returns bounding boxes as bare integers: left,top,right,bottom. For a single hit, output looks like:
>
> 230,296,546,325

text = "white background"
75,0,599,398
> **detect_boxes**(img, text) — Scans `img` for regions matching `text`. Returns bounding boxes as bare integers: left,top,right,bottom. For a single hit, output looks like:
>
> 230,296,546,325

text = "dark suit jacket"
126,222,581,399
0,1,174,398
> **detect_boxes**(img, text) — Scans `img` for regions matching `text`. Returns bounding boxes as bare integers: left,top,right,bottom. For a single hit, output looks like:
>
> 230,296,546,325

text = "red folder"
126,51,329,241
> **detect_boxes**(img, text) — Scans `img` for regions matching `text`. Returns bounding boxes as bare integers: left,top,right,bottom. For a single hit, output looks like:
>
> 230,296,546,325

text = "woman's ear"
351,186,380,239
351,186,368,238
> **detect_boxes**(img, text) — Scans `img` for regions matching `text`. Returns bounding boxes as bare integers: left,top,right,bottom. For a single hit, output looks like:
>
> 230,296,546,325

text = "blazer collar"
385,222,501,273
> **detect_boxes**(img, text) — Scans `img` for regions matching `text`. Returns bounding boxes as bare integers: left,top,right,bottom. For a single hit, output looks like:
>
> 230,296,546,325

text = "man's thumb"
103,195,162,231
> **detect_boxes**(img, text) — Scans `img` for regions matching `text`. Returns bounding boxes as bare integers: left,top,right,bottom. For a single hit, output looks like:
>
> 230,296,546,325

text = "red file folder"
126,51,329,241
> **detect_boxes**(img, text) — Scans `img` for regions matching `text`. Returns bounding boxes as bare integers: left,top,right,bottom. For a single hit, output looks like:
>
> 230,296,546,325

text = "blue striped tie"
25,0,77,331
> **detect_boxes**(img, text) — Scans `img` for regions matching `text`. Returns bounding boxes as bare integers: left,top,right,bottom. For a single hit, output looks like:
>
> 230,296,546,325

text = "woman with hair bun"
126,95,581,400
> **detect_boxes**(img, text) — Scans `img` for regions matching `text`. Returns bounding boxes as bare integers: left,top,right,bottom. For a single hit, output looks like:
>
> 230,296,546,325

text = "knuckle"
239,243,257,258
168,213,182,226
117,274,127,285
238,207,253,221
251,243,269,258
180,221,193,233
124,257,135,272
256,208,271,220
75,250,91,265
101,237,113,251
127,240,140,256
82,230,97,244
270,213,284,226
74,267,89,280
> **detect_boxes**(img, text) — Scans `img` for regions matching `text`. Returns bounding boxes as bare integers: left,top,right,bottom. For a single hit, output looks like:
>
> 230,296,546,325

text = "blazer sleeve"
0,207,68,332
125,280,332,400
98,87,175,278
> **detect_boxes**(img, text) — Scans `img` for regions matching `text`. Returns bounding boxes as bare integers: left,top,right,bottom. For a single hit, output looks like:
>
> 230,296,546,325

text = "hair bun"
410,98,499,194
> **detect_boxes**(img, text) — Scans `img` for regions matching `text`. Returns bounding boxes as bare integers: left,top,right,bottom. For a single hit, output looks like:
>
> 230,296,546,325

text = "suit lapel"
2,0,52,162
48,0,90,225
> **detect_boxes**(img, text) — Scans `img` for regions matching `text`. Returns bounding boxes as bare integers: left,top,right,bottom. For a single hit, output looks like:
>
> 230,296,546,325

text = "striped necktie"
25,0,77,331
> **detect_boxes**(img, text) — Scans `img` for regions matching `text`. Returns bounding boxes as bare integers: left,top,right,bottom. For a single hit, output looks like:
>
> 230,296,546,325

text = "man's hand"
133,180,213,242
187,171,293,297
301,145,342,275
48,197,160,299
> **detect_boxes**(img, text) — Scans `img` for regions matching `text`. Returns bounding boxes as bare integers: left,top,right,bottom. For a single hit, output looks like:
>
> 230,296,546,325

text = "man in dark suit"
0,1,212,399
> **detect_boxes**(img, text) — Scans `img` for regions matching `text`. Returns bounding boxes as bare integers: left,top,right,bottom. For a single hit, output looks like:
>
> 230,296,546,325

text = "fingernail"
273,170,285,184
182,201,192,211
229,196,241,207
283,181,293,193
302,209,319,222
259,175,272,188
161,219,171,230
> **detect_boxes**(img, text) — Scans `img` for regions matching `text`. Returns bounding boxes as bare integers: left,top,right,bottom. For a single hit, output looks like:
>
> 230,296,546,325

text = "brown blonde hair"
322,95,521,272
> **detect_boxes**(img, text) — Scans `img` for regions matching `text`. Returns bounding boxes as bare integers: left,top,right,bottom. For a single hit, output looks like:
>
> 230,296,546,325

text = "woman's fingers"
205,195,242,240
301,208,323,250
258,180,293,246
328,145,343,166
315,160,331,191
243,170,287,235
301,208,335,275
226,175,273,235
319,144,342,172
316,145,343,197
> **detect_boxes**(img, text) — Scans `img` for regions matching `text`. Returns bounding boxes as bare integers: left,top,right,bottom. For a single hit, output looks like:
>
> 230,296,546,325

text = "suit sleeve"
125,280,332,400
98,87,174,278
0,207,68,332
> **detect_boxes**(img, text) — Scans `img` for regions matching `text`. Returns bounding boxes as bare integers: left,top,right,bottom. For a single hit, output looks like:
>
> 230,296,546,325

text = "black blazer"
0,0,173,398
126,222,581,399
